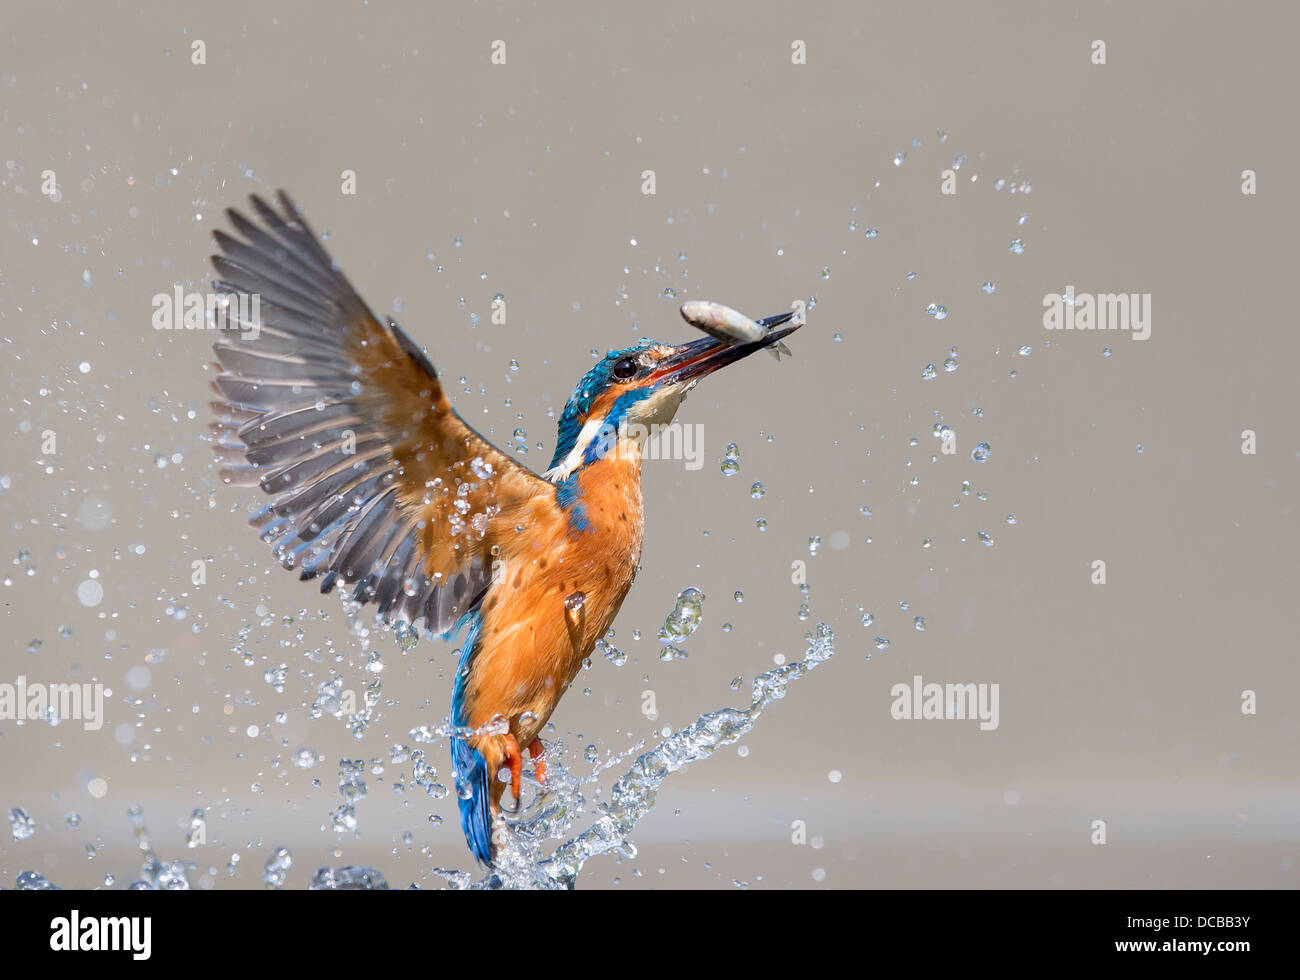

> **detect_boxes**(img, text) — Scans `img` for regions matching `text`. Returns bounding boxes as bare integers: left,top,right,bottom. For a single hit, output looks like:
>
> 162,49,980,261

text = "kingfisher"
207,191,801,865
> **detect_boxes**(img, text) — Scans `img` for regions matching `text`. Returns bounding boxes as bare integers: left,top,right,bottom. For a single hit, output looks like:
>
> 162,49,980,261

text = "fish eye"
612,357,638,380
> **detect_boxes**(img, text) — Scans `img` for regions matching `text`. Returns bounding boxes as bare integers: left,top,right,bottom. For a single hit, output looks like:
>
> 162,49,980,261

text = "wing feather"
209,190,551,634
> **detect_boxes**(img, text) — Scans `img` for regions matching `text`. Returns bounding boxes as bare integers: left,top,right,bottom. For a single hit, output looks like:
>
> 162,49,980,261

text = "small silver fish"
679,300,793,360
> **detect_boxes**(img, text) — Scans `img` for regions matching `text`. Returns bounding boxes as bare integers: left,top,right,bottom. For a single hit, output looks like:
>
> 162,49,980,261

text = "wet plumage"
207,191,801,864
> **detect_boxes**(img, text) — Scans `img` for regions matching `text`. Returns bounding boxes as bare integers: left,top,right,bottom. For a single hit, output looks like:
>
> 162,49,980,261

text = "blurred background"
1,0,1297,888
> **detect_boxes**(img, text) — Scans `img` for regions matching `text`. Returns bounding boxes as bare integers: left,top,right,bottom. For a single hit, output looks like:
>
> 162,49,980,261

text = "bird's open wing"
208,190,549,634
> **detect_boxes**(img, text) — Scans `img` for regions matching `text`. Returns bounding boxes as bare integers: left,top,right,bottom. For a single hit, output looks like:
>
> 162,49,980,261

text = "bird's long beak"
650,312,801,385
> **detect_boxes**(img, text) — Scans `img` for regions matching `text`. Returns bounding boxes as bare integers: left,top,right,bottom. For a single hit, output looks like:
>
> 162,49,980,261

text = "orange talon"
528,737,547,784
502,733,523,806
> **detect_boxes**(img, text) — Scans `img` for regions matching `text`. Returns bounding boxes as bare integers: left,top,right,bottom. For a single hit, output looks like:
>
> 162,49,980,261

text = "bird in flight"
207,191,801,865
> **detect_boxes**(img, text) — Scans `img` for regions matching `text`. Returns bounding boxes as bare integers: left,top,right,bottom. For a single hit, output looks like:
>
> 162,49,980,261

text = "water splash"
127,806,192,890
11,624,834,891
16,871,59,890
262,847,293,888
310,866,389,890
457,621,835,890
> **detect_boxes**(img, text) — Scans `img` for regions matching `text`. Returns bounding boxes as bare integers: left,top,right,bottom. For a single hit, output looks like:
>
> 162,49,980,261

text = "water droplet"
921,363,937,381
657,587,705,652
914,616,926,631
749,481,765,499
1017,345,1032,356
599,639,628,667
9,807,36,841
874,637,890,650
1008,238,1025,255
925,303,948,320
262,847,293,888
971,442,992,463
309,867,389,890
720,442,740,476
981,281,996,294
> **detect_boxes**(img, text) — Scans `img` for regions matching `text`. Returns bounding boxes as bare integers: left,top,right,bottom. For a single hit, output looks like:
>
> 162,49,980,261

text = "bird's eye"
612,357,638,380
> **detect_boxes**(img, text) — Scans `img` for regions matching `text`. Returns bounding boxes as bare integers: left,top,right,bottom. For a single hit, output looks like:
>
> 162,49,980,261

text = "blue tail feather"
449,611,494,865
452,733,493,865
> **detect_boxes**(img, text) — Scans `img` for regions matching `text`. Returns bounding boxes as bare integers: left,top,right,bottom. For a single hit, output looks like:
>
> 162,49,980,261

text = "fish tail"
766,341,793,361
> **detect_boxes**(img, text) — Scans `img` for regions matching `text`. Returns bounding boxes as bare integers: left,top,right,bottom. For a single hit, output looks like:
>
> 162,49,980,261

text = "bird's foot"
527,737,547,784
501,733,524,813
499,735,547,813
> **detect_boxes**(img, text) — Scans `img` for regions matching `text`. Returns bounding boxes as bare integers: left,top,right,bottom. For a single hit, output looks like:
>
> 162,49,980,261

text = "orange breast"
461,450,645,749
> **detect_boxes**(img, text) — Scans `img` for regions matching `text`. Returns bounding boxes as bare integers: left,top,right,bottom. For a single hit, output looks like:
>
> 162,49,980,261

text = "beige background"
1,0,1297,888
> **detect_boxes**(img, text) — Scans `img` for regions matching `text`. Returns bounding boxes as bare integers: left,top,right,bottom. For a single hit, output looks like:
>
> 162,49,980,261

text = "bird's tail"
452,734,494,865
450,613,494,865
